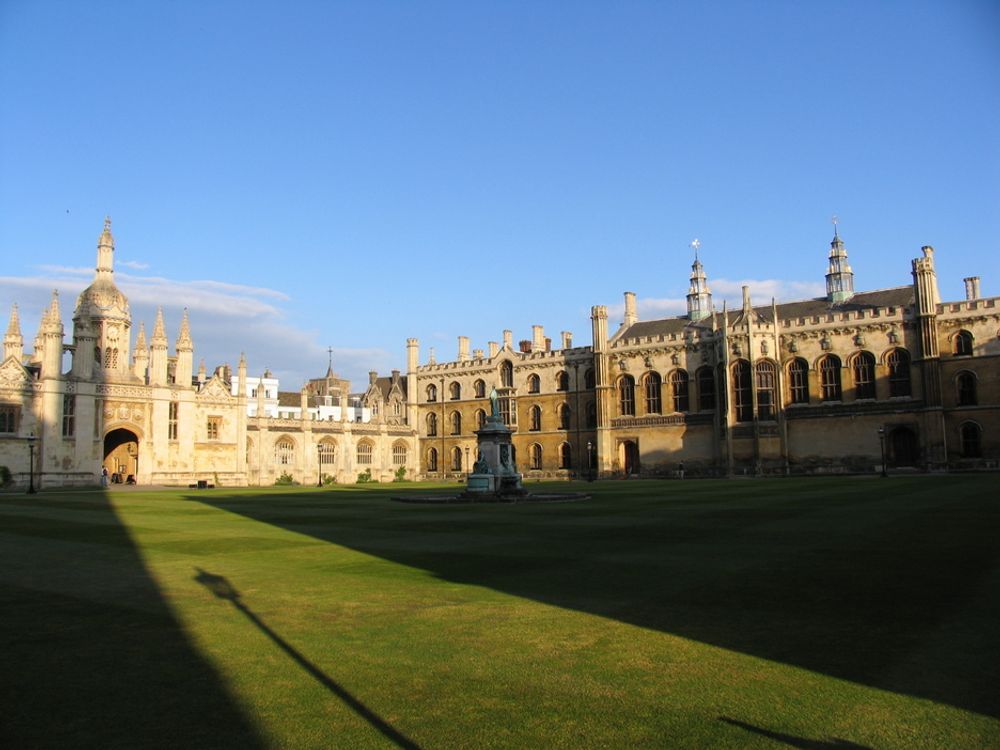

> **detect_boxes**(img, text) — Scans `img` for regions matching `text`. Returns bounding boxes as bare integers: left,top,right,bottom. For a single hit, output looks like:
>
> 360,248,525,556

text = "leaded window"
819,355,842,401
732,360,752,422
887,349,911,397
644,372,662,414
670,370,690,413
852,351,876,400
788,358,809,404
619,375,635,416
697,366,716,411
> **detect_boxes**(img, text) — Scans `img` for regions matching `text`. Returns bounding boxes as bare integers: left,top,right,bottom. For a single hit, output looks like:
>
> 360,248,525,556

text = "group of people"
100,467,135,486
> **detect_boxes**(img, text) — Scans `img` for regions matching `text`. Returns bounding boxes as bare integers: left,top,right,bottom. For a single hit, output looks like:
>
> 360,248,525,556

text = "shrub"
393,466,408,482
274,472,298,486
356,468,373,484
0,465,11,487
322,474,336,486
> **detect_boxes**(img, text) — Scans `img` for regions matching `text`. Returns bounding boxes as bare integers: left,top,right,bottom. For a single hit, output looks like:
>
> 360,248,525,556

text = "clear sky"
1,1,998,389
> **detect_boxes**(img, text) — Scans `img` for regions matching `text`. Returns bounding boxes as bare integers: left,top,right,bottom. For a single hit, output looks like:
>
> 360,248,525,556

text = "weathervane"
327,346,333,370
690,238,701,261
831,214,839,238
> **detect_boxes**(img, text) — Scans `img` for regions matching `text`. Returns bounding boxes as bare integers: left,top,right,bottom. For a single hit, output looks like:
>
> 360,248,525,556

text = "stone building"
408,231,998,477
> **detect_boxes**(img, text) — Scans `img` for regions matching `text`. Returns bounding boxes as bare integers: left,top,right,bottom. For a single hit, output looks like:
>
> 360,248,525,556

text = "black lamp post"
317,444,323,487
26,434,37,494
464,446,470,480
587,441,595,482
878,426,887,478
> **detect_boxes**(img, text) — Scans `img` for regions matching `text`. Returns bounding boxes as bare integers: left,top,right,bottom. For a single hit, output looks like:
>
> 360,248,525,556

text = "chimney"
488,341,499,358
623,292,637,327
503,330,513,349
561,331,573,349
473,348,484,359
519,340,532,353
369,370,378,384
964,276,981,301
391,369,400,384
532,325,545,351
545,337,552,352
458,335,470,361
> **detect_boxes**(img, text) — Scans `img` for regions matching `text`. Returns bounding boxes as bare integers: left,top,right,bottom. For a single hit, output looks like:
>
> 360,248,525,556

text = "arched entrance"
888,426,919,467
620,440,640,475
104,428,139,484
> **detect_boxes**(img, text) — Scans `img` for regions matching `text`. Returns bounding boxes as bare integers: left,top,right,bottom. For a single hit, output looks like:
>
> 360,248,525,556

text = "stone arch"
104,427,140,483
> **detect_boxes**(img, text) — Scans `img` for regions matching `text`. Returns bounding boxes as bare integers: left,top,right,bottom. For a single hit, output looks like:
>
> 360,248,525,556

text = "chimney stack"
964,276,981,301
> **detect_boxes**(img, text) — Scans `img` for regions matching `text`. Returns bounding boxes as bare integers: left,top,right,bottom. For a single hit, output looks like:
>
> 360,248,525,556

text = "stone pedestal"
465,415,524,497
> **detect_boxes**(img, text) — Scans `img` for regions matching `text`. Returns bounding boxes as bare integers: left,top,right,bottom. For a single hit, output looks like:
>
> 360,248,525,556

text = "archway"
888,426,919,467
104,428,139,483
620,440,640,475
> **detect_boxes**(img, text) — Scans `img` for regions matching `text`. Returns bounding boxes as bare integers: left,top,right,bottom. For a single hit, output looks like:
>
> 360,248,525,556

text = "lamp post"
878,426,887,478
465,446,470,480
587,441,594,482
317,444,323,487
26,434,37,494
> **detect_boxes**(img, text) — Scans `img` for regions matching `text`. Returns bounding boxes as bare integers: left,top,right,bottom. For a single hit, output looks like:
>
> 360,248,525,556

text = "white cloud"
118,260,150,270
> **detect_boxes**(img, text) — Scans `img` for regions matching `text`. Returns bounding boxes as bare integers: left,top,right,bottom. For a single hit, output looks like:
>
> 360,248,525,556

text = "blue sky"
1,1,998,388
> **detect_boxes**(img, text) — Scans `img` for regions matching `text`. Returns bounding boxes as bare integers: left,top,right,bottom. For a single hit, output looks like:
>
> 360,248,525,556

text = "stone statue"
489,385,500,418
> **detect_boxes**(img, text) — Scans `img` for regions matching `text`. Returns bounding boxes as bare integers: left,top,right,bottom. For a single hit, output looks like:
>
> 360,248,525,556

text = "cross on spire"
690,238,701,261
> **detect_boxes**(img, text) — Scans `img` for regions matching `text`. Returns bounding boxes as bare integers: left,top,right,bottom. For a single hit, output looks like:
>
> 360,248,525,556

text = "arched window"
451,447,462,471
500,361,513,387
529,405,541,431
788,358,809,404
852,351,876,400
732,360,752,422
559,442,572,469
427,447,438,472
587,401,597,428
275,438,294,466
954,330,973,356
426,384,437,402
449,381,461,400
618,375,636,416
556,371,569,391
670,370,690,413
474,408,486,430
356,442,373,465
755,361,777,420
450,410,462,435
474,379,486,398
584,369,595,389
426,412,437,437
392,443,407,466
558,404,571,430
886,349,911,397
527,374,540,393
530,443,543,470
957,371,977,406
819,355,842,401
318,441,336,469
960,422,982,458
643,372,662,414
696,366,716,411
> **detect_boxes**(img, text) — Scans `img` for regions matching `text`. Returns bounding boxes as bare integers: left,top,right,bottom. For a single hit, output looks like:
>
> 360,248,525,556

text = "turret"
132,322,149,380
623,292,637,328
686,240,713,321
912,245,941,358
39,291,64,378
237,353,247,397
4,303,23,362
175,308,193,387
825,221,855,304
148,308,169,385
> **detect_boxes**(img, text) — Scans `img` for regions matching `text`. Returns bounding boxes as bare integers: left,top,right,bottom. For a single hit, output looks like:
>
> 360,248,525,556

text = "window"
559,443,572,469
954,330,973,356
427,447,438,472
475,409,486,430
392,443,406,466
529,405,542,431
62,394,75,438
206,416,221,440
530,443,542,470
450,410,462,435
319,441,336,467
426,413,437,437
852,352,876,400
474,379,486,398
755,361,777,420
732,360,752,422
556,371,569,391
644,372,662,414
426,384,437,402
168,401,178,440
104,347,119,369
618,375,636,416
584,369,595,389
276,439,294,465
1,404,18,434
670,370,690,413
960,422,982,458
788,358,809,404
696,367,716,411
499,395,514,426
957,371,977,406
449,381,461,400
886,349,911,397
356,442,373,465
500,361,513,387
558,404,571,430
527,374,540,393
587,401,597,428
451,447,462,471
819,355,842,401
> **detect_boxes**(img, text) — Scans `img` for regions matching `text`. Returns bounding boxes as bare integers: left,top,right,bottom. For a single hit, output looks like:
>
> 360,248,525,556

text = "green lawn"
1,477,998,749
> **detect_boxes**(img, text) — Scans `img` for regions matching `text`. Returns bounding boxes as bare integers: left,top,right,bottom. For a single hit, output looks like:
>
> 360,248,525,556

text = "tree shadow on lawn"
0,490,265,750
196,477,1000,720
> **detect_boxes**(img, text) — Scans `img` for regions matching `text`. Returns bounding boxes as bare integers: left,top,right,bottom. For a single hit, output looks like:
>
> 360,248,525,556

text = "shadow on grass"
195,568,422,750
196,476,1000,720
719,717,873,748
0,490,265,750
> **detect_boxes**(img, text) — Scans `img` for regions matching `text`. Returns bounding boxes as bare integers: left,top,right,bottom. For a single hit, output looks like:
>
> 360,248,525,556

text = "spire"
4,303,23,362
96,216,115,278
6,303,21,338
326,345,334,377
686,239,713,322
134,321,147,350
151,307,167,346
42,290,62,333
825,216,854,303
176,308,193,351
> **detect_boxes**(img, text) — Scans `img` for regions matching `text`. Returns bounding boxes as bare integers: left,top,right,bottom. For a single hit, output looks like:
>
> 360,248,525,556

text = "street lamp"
878,426,887,478
26,434,37,494
317,444,323,487
587,441,595,482
465,446,470,480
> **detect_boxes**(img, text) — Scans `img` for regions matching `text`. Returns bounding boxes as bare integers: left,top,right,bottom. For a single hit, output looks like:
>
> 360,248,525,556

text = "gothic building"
407,231,998,477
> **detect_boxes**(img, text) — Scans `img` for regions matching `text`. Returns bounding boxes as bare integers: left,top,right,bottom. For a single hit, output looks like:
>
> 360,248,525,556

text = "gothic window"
558,404,571,430
426,384,437,402
206,416,221,440
643,372,662,414
168,401,178,440
618,375,636,416
954,330,973,356
559,443,572,469
474,379,486,398
527,374,540,393
276,439,294,466
450,410,462,435
957,371,978,406
319,441,336,467
732,360,752,422
584,369,596,389
696,366,716,411
94,346,101,366
788,358,809,404
475,409,486,430
960,422,982,458
449,381,461,400
392,443,407,466
529,405,541,431
587,401,597,428
754,361,777,420
104,347,114,369
556,371,569,391
530,443,542,470
451,447,462,471
427,447,438,472
670,370,690,413
62,394,75,438
852,351,876,400
500,361,513,387
0,404,18,434
426,413,437,437
886,349,911,397
356,442,373,465
819,355,842,401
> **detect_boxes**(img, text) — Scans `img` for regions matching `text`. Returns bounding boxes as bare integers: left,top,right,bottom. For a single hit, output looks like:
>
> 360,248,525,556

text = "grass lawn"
1,476,998,749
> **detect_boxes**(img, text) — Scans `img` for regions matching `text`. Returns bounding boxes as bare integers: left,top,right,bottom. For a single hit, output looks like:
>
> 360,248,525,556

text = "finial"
104,216,112,232
328,346,333,369
690,238,701,261
831,214,839,239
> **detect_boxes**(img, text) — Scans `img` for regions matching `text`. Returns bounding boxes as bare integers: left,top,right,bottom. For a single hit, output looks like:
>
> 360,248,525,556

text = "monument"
465,386,525,497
